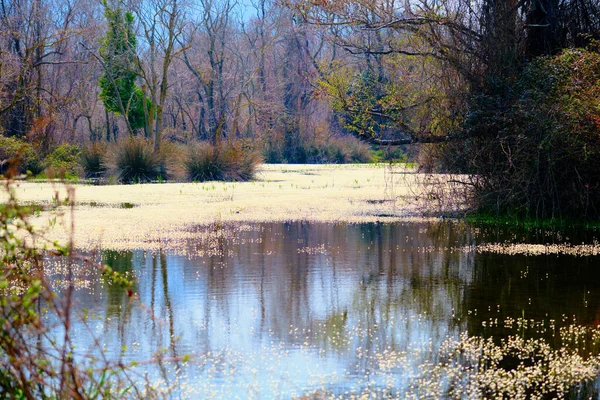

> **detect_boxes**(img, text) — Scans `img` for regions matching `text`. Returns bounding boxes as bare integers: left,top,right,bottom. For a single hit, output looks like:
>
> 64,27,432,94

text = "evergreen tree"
99,1,147,132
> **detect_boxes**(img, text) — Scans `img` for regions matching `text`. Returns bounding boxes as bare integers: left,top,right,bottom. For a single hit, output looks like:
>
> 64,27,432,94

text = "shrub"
185,141,261,182
262,134,374,164
372,145,408,163
0,136,44,176
306,140,345,163
336,136,374,163
45,143,82,178
222,141,263,181
444,47,600,219
262,137,285,164
81,142,108,179
304,137,374,164
108,137,167,183
185,142,225,181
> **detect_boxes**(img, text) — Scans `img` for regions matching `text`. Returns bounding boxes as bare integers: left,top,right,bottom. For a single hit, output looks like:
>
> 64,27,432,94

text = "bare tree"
181,0,237,145
133,0,187,151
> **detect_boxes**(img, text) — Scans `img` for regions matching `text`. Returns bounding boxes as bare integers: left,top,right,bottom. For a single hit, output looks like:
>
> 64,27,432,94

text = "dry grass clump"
222,142,262,181
106,138,168,183
184,141,261,182
81,142,108,179
82,139,261,184
184,142,225,181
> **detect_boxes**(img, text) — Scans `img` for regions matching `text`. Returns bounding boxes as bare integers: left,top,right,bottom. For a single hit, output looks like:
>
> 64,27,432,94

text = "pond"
58,221,600,398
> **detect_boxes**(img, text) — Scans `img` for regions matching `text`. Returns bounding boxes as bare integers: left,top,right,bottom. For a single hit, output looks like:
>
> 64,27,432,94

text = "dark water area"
62,221,600,398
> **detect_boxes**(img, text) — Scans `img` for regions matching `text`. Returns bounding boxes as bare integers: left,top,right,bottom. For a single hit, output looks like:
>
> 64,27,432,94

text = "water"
58,222,600,398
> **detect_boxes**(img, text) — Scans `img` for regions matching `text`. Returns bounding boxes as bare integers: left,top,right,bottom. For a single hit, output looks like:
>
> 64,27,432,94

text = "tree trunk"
526,0,559,57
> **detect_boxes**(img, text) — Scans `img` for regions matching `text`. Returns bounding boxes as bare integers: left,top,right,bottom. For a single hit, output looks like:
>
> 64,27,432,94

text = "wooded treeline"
295,0,600,218
1,0,600,216
0,0,366,163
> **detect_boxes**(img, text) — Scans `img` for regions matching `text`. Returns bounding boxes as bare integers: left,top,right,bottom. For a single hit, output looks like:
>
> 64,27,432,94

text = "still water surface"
65,222,600,398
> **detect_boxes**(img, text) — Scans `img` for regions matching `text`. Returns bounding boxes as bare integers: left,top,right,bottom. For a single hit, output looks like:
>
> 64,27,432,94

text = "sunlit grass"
6,164,465,251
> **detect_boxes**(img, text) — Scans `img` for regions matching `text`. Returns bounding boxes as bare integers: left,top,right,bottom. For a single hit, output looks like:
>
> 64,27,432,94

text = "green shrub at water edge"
440,47,600,219
45,143,82,178
0,136,44,176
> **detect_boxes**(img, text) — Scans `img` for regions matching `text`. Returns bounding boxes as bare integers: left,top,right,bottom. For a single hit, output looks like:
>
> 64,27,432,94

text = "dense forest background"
0,0,381,164
1,0,600,217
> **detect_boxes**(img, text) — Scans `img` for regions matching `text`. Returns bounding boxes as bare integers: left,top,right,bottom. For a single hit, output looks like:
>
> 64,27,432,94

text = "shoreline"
8,164,462,251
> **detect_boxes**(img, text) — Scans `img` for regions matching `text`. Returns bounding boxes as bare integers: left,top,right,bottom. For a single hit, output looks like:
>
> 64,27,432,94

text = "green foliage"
318,57,455,145
99,2,147,130
0,136,44,176
185,141,261,182
323,69,397,139
449,47,600,218
109,137,167,183
45,143,82,178
371,146,408,163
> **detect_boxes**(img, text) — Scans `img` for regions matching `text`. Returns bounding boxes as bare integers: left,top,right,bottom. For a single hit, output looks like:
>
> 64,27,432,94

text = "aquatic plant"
6,164,442,251
406,329,600,399
300,323,600,399
466,242,600,256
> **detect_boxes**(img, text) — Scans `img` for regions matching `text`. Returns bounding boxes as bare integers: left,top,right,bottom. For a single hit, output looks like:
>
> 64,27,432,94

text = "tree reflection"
102,249,134,356
70,221,600,394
